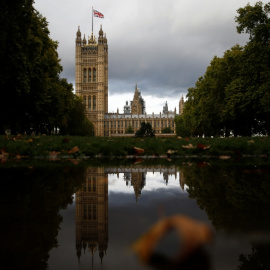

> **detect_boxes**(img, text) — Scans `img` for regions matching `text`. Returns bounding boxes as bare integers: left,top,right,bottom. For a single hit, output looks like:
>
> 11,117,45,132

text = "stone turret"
76,26,82,46
179,95,185,114
83,34,86,45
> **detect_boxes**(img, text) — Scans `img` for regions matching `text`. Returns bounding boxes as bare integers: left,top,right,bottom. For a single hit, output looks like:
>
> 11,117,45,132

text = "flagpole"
92,6,93,33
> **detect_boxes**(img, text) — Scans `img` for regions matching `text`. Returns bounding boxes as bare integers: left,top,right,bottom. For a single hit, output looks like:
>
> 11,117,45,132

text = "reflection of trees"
239,243,270,270
0,162,86,270
181,162,270,232
180,161,270,269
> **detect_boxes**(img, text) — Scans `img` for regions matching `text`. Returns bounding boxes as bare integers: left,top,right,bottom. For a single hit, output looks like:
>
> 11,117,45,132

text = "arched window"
93,68,96,82
83,68,87,82
93,177,96,192
83,95,86,107
83,205,87,220
93,205,96,220
88,178,91,191
88,96,91,109
88,205,91,220
93,95,96,110
88,68,91,82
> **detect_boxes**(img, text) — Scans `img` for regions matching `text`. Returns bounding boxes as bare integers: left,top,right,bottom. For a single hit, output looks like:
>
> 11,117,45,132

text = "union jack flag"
93,9,104,18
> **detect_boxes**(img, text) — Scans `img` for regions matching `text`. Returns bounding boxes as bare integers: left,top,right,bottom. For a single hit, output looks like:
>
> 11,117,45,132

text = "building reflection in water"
75,166,184,266
108,167,184,201
75,167,108,265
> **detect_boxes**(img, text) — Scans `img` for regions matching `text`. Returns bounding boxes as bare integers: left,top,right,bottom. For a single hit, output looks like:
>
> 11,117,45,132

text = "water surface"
1,159,270,270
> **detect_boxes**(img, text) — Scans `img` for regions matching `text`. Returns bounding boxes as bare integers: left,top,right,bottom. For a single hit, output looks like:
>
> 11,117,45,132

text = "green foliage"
175,115,190,137
239,244,270,270
58,91,94,136
181,2,270,137
161,127,172,134
125,125,134,134
0,1,92,136
135,122,155,137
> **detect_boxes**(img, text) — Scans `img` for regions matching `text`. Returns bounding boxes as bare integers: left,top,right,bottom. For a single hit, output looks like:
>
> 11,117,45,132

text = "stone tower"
75,26,108,136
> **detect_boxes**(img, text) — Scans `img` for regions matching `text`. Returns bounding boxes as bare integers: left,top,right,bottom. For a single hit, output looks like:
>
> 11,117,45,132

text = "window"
83,68,87,82
88,96,91,109
88,179,91,191
88,68,91,82
93,95,96,110
93,205,96,220
93,68,96,82
88,205,91,220
83,205,87,220
83,96,86,107
93,177,96,192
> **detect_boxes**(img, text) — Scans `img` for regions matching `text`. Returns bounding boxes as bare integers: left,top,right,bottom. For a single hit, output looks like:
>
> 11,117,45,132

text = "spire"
76,26,82,46
99,251,104,264
89,32,96,44
131,83,145,114
163,101,168,114
76,26,81,37
83,241,87,253
83,34,86,45
76,241,82,263
99,24,103,38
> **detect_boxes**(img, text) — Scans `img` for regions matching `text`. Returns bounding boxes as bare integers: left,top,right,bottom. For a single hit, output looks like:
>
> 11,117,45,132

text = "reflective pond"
1,159,270,270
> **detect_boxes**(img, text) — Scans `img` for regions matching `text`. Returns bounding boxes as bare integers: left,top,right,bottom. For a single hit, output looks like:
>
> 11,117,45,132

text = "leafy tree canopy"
161,127,172,134
125,125,134,134
176,1,270,137
135,122,155,137
0,0,93,136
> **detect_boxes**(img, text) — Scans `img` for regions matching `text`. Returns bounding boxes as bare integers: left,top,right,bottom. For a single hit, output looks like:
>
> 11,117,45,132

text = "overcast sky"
34,0,259,113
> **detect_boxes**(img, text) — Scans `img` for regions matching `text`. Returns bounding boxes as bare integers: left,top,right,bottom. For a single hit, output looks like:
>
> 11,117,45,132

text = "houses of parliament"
75,26,185,137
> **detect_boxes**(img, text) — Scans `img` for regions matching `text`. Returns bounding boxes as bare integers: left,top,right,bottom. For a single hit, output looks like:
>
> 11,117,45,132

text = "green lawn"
0,135,270,159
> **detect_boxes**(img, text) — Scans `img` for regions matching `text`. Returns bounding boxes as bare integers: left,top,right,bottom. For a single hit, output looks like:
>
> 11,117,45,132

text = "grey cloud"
34,0,257,106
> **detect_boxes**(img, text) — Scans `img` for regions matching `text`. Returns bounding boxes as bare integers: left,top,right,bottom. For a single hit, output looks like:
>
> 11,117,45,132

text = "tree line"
0,0,94,135
175,2,270,137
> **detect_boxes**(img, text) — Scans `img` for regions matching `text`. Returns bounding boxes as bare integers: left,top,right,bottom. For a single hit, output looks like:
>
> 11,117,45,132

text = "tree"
135,122,155,137
230,1,270,135
180,2,270,137
0,0,93,136
179,45,243,137
236,2,270,43
125,125,134,134
175,115,190,137
161,127,172,134
61,95,95,136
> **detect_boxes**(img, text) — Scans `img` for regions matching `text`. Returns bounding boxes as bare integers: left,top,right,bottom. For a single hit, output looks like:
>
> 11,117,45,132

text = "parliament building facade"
75,26,184,137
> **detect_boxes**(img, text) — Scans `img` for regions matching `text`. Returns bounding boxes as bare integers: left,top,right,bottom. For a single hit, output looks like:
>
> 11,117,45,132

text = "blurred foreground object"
132,215,212,269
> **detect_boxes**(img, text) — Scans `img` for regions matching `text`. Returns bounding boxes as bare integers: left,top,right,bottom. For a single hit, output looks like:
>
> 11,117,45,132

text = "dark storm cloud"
34,0,258,110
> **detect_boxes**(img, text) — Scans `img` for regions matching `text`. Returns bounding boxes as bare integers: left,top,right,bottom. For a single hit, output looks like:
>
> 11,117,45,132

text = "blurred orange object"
132,215,212,264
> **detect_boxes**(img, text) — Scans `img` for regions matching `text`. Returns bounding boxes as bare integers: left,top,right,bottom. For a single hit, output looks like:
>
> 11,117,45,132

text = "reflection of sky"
108,172,186,194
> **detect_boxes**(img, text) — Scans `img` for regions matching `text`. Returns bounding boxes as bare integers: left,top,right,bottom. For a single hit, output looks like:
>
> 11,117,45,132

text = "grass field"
0,135,270,160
